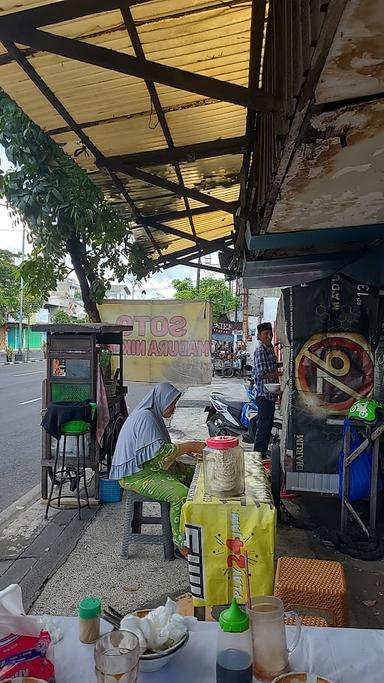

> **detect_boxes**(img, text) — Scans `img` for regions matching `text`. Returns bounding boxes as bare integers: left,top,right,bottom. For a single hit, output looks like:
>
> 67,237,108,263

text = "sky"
0,202,222,299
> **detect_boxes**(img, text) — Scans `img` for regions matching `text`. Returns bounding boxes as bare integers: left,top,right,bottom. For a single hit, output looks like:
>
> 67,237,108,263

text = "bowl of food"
131,608,189,673
272,675,335,683
2,679,47,683
265,382,281,394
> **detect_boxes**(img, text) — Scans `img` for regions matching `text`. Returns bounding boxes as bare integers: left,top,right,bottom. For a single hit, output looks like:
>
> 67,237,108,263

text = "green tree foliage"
0,248,43,325
172,276,238,319
52,309,88,324
0,92,156,322
52,310,72,324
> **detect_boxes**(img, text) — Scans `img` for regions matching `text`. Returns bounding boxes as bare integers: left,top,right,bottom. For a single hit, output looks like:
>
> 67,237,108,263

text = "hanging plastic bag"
0,584,55,682
338,418,382,502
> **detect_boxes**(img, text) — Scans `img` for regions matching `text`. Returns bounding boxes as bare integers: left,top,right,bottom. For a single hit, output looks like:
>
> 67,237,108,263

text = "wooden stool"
274,556,348,627
285,614,329,627
121,491,175,561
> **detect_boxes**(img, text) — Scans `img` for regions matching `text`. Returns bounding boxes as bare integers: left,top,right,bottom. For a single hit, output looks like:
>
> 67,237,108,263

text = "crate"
99,478,123,503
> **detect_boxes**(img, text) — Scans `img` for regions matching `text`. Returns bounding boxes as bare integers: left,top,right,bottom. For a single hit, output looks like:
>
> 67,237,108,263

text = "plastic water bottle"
216,598,253,683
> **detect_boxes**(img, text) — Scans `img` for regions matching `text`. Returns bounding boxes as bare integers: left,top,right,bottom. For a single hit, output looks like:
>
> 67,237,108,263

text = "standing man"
252,322,281,456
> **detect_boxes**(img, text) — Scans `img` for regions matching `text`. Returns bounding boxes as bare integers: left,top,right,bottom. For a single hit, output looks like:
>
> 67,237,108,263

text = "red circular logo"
295,333,374,413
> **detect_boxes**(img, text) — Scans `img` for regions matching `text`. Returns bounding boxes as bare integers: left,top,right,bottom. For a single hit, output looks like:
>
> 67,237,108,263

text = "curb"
0,358,43,366
0,484,41,530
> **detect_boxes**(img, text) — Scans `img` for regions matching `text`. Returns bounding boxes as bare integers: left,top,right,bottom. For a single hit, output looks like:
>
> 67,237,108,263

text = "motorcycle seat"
226,400,245,411
211,394,244,412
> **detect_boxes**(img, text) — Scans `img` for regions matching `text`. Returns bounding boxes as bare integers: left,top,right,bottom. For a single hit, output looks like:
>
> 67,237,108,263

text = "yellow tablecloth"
181,451,276,607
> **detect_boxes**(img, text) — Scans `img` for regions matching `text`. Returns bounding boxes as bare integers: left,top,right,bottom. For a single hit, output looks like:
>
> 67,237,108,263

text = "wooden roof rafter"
0,0,266,267
0,38,164,258
3,26,278,112
103,136,248,168
120,4,198,247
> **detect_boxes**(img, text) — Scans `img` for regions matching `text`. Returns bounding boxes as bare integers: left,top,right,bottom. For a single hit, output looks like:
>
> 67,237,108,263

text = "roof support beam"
157,236,234,266
105,136,249,168
133,219,205,245
120,5,198,246
165,260,231,275
0,39,163,258
143,206,219,223
141,217,234,255
0,0,148,30
4,26,279,112
246,224,384,251
104,162,237,215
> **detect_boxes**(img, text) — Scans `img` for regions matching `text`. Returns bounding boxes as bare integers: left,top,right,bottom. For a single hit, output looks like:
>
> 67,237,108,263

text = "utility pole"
242,286,249,345
196,257,201,292
16,223,26,361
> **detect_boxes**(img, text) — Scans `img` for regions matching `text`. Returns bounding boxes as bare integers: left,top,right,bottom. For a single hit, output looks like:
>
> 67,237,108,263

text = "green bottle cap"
219,598,249,632
79,596,101,620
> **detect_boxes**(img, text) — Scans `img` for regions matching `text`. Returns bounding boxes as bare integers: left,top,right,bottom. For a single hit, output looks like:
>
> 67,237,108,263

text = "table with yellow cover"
181,451,276,613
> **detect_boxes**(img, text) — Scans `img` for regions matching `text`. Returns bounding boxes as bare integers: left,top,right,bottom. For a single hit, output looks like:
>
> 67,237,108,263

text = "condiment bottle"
216,598,253,683
79,596,101,643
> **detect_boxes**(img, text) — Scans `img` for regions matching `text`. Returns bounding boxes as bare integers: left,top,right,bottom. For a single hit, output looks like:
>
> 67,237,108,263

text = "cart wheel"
271,443,282,510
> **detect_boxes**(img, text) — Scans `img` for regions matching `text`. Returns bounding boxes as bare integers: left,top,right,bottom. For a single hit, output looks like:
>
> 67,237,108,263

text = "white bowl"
139,631,189,672
272,674,335,683
132,608,189,673
265,382,281,393
2,679,47,683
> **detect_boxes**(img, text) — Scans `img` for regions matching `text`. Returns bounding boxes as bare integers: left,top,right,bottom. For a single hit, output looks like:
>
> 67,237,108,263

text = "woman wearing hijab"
110,382,205,557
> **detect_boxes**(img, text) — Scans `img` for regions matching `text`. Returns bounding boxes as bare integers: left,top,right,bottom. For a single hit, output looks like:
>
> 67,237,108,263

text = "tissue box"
0,629,54,681
0,584,55,683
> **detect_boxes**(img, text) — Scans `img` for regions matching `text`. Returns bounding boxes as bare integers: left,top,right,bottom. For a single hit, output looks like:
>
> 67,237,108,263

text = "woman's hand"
187,440,205,455
175,440,206,457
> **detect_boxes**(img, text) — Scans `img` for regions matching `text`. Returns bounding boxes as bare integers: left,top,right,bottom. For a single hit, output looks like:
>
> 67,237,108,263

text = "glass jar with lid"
203,435,245,498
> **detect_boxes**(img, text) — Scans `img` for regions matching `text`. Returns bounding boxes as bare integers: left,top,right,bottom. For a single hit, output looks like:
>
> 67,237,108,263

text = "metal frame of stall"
340,418,384,537
33,323,131,499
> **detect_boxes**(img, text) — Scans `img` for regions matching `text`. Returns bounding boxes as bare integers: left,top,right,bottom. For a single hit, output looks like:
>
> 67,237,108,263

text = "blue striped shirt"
253,343,277,400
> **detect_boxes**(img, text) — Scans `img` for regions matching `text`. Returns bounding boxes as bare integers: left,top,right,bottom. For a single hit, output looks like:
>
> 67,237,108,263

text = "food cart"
33,323,131,499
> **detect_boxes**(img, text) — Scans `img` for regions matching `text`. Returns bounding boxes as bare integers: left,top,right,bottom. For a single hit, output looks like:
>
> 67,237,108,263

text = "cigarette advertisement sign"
99,299,212,385
282,275,381,475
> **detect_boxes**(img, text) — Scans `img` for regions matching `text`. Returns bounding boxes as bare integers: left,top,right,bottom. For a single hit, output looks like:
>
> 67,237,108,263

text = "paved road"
0,363,154,513
0,362,44,512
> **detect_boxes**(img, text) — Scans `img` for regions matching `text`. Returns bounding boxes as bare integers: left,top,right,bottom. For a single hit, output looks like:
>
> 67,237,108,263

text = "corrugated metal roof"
0,0,262,268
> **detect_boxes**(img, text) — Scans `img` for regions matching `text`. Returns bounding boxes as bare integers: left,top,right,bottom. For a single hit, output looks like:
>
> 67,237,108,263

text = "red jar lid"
206,435,239,449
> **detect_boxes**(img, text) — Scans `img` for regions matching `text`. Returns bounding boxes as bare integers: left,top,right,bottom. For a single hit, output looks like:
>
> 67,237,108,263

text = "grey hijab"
109,382,181,480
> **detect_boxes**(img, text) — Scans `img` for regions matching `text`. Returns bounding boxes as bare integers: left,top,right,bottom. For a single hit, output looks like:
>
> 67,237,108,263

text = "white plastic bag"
0,584,55,682
120,597,196,654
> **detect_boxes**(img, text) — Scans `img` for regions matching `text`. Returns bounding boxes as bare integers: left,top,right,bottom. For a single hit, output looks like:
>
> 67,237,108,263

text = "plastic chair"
121,490,175,561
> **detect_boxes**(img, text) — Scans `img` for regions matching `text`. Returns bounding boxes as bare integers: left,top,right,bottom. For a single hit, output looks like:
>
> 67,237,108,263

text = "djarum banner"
99,299,212,385
281,275,382,475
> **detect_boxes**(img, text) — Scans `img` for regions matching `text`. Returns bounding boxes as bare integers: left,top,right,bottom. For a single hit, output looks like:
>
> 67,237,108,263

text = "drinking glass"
248,596,301,682
94,630,140,683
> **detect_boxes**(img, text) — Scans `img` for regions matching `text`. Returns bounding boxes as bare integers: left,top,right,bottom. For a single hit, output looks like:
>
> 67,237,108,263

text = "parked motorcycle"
212,357,234,378
205,383,258,438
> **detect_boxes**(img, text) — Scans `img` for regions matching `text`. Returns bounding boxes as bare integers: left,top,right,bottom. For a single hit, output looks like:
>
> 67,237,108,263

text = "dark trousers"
253,397,275,456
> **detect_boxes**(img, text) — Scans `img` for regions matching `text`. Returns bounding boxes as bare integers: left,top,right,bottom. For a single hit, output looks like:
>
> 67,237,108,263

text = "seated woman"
110,382,205,558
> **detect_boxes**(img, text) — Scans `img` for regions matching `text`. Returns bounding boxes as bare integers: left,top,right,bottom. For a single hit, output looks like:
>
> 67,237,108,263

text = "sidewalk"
0,377,247,615
1,377,384,627
0,349,44,364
